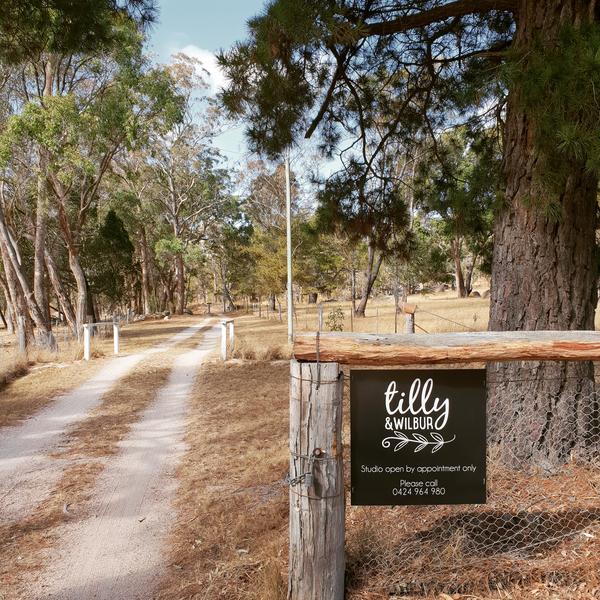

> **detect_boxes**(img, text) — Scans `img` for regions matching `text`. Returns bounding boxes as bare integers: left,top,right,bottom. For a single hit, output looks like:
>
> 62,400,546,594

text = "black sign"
351,369,486,506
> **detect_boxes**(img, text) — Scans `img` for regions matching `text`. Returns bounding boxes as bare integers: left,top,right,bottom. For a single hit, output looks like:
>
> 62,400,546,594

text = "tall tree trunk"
84,274,96,323
464,253,477,297
0,276,15,334
33,57,56,330
34,171,50,327
355,243,384,317
67,246,88,333
452,237,467,298
350,268,357,314
0,205,51,337
139,227,152,315
175,253,185,315
44,249,77,334
55,193,87,335
488,0,599,468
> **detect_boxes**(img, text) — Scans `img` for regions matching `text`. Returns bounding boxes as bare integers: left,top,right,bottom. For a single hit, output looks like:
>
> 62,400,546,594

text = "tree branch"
359,0,517,37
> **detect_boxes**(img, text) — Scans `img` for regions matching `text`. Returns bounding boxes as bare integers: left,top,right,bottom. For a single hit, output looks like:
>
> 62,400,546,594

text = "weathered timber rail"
293,331,600,365
288,330,600,600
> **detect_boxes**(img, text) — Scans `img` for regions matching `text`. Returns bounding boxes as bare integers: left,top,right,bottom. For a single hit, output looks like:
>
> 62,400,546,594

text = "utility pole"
285,152,294,343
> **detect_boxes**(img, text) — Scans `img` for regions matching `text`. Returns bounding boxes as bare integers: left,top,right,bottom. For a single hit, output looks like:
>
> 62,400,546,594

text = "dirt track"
0,320,218,599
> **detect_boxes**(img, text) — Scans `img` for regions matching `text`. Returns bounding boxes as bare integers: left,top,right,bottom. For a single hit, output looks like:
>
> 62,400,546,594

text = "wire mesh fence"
344,364,600,597
249,297,490,336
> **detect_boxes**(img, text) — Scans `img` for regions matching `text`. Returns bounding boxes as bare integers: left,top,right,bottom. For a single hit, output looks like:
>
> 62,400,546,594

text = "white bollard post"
113,323,120,355
83,324,91,361
228,320,235,353
220,321,228,361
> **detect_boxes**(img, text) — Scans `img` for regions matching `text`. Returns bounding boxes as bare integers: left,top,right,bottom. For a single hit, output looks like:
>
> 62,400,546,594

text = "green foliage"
0,23,184,178
316,159,412,258
83,210,134,303
220,1,514,159
394,217,452,289
294,222,345,296
415,127,498,248
0,0,156,63
506,24,600,204
155,237,185,266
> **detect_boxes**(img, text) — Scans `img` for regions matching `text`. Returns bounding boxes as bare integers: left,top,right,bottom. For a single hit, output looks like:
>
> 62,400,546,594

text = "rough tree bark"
488,0,600,467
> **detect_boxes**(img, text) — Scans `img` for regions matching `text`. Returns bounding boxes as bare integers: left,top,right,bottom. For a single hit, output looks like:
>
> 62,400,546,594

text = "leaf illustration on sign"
394,440,409,451
382,432,456,453
431,432,445,453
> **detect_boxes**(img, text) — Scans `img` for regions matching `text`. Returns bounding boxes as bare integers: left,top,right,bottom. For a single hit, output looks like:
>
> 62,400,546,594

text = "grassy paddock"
162,296,600,600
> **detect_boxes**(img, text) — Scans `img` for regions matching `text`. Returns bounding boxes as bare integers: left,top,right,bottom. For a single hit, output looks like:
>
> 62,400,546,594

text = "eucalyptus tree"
0,19,183,332
240,160,300,309
220,0,600,464
146,127,227,314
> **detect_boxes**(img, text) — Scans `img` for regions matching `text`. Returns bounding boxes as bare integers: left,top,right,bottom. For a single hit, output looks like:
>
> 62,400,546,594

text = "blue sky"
151,1,265,57
149,0,267,161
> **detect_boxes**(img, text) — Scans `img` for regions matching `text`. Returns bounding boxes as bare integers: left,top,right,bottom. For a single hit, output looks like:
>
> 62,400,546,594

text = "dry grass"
0,354,105,429
155,302,600,600
156,359,289,600
293,293,490,335
0,349,29,391
0,315,204,429
254,285,600,336
0,325,213,596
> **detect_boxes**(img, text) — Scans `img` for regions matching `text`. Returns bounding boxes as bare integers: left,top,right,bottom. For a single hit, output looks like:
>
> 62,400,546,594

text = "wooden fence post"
83,324,91,361
318,304,324,332
289,361,345,599
402,303,417,334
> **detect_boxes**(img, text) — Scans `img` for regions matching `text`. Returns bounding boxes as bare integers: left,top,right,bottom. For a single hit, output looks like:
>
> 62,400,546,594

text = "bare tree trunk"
0,204,51,337
0,276,14,333
67,246,88,334
488,0,599,467
350,268,357,315
175,253,185,315
355,243,384,317
452,237,467,298
464,253,477,297
33,56,56,329
44,249,77,334
139,227,152,315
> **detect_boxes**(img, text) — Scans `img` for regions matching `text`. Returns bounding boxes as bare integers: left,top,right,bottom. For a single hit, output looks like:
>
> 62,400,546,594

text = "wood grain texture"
289,361,344,600
294,331,600,365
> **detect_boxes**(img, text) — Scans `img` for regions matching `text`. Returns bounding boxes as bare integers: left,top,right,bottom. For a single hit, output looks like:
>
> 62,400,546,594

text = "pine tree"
220,0,600,466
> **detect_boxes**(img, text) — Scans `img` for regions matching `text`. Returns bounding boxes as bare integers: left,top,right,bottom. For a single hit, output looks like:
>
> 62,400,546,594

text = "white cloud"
173,45,228,95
